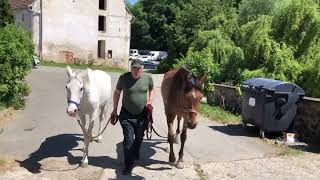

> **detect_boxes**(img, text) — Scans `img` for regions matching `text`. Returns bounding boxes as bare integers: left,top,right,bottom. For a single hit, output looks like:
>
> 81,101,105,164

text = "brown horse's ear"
198,74,207,85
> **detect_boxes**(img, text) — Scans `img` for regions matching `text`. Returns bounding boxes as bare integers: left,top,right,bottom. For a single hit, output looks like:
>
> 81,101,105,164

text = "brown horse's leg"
176,128,187,169
174,115,181,144
167,113,176,163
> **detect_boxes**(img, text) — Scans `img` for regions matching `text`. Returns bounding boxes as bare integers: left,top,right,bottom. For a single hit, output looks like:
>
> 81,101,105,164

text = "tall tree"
0,0,14,28
167,0,238,59
238,0,279,25
272,0,320,59
129,0,192,51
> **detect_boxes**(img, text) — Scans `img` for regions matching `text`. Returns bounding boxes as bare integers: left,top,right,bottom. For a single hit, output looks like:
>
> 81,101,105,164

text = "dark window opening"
98,40,106,59
98,15,106,31
108,50,112,59
99,0,106,10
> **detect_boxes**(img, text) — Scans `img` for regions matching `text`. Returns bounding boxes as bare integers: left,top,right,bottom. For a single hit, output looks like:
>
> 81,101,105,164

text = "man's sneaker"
122,165,134,175
134,153,140,161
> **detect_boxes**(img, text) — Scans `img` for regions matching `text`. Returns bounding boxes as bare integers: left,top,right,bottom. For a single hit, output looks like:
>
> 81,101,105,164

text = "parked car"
129,49,140,61
139,55,150,62
143,60,158,69
33,55,40,68
147,51,168,61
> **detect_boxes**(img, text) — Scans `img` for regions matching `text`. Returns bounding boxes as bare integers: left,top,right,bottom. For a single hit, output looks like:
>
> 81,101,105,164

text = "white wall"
36,0,132,69
98,0,132,68
40,0,97,62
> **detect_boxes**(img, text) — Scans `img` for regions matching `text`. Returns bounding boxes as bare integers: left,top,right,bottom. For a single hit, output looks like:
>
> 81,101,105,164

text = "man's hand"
111,88,121,125
110,109,118,125
146,100,152,106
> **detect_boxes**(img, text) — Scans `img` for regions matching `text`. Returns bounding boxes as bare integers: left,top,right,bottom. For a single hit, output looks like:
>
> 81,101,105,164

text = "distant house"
9,0,133,69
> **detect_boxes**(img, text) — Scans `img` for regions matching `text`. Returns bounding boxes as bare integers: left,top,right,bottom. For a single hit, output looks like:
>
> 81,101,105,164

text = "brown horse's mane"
168,67,201,101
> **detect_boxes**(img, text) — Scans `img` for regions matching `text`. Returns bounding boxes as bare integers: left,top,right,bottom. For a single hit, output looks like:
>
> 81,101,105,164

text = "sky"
128,0,138,4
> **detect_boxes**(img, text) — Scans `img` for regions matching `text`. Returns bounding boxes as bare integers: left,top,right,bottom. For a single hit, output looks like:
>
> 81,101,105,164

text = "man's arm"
112,88,121,115
147,88,155,105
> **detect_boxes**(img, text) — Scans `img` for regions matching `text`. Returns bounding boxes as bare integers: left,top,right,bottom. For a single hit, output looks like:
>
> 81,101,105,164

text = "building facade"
9,0,132,69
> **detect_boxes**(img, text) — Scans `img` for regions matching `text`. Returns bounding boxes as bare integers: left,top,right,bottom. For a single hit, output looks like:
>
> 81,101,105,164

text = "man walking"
111,59,155,175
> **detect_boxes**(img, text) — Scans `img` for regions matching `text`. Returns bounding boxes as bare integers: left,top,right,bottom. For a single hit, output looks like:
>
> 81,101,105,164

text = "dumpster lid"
242,78,305,95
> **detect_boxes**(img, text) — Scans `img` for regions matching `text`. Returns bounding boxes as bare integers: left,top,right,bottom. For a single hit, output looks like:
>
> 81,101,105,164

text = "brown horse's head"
179,68,206,129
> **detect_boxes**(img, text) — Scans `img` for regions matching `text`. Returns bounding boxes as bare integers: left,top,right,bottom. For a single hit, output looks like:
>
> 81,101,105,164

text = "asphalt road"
0,66,275,179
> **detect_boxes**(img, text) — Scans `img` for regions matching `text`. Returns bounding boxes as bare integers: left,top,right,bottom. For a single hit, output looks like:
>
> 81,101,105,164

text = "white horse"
66,66,111,167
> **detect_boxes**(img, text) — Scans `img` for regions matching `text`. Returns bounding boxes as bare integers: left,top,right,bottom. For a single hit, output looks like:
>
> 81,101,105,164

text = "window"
98,15,106,31
99,0,106,10
108,50,112,58
98,40,106,59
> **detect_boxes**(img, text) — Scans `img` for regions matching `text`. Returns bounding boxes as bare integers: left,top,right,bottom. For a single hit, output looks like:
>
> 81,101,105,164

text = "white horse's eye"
80,87,83,91
66,86,67,89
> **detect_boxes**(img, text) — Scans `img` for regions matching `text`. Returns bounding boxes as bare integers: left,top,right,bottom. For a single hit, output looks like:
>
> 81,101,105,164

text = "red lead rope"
146,104,167,139
146,104,154,139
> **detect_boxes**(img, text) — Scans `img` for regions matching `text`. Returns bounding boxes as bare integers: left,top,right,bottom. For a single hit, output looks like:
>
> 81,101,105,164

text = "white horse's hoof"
95,136,102,143
81,162,88,168
176,161,184,169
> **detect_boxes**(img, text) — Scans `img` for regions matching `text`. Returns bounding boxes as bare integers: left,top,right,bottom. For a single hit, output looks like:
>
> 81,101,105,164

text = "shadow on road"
16,133,81,173
209,124,283,139
209,124,259,137
17,134,170,179
288,144,320,154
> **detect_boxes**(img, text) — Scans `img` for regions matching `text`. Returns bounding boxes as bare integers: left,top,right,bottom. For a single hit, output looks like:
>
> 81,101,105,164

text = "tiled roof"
9,0,35,10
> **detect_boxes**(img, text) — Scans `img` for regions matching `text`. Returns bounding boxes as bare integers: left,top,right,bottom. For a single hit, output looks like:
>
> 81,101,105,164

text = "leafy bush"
0,0,14,28
272,0,320,58
176,48,219,91
238,0,279,25
0,24,34,109
239,16,304,83
300,62,320,97
298,42,320,97
195,30,243,84
156,58,178,73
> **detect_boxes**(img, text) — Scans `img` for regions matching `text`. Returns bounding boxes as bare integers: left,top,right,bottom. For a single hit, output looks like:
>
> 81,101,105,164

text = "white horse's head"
66,66,93,117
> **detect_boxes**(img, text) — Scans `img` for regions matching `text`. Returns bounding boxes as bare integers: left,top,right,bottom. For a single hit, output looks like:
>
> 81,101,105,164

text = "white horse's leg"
81,120,94,167
82,109,99,167
95,104,107,143
79,114,87,152
79,114,89,167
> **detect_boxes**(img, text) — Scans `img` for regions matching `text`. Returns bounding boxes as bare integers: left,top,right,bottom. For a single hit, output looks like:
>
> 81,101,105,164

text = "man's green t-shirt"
116,72,154,114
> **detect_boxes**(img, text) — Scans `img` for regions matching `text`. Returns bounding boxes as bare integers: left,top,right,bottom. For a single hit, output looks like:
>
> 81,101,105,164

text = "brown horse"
161,67,206,169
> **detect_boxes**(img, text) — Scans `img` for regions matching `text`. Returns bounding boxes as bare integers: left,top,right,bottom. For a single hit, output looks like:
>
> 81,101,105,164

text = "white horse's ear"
86,68,93,82
66,66,75,78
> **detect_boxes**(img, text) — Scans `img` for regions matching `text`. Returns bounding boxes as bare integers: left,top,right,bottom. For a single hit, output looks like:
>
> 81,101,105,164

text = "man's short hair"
131,59,144,68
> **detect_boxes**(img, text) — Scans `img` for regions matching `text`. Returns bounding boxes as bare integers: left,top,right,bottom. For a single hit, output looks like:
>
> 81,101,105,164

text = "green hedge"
0,24,34,109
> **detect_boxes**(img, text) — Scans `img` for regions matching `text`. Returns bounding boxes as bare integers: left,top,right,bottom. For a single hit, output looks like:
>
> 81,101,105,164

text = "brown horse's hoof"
176,161,184,169
169,156,176,163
